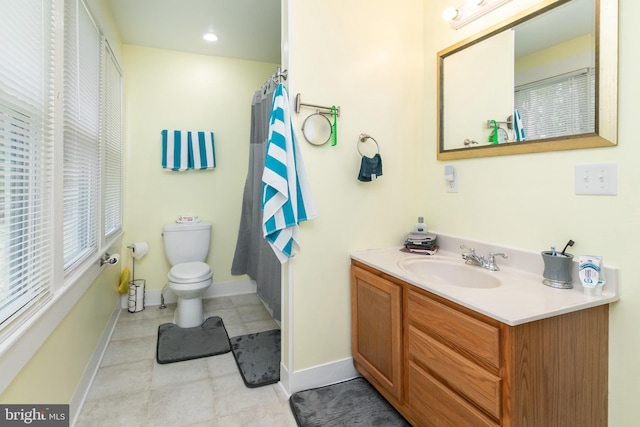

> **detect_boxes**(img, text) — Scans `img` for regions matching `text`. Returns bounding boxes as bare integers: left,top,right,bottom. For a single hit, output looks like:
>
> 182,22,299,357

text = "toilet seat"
168,261,213,284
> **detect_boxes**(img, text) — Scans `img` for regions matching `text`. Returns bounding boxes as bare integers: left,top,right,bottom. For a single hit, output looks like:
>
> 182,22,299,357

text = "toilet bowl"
168,261,213,328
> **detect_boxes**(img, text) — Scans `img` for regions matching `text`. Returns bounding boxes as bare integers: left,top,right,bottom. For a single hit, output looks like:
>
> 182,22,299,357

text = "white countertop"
350,233,620,326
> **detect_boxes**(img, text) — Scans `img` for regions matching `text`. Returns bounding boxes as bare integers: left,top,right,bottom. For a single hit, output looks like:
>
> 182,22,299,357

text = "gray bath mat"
230,329,280,387
156,316,231,364
289,377,410,427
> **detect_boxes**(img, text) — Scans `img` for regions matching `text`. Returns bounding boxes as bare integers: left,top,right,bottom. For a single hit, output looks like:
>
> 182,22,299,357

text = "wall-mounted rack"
295,93,340,117
487,115,513,130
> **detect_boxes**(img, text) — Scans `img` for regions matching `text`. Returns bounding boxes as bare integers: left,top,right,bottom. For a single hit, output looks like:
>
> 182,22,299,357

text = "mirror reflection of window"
514,68,595,140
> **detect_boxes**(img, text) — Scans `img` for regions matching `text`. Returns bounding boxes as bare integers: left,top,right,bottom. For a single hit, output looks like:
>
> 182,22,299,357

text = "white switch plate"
575,163,617,195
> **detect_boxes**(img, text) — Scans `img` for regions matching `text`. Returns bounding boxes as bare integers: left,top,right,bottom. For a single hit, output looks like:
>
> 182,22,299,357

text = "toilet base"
174,295,204,328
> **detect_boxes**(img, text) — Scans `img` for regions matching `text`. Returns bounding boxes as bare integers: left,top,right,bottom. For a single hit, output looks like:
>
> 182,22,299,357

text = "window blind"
514,68,595,140
103,44,123,242
63,0,101,270
0,0,55,337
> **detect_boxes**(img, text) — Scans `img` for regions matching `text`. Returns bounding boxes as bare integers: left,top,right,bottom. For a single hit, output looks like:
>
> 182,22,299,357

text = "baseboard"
280,357,359,395
120,278,257,309
69,299,121,426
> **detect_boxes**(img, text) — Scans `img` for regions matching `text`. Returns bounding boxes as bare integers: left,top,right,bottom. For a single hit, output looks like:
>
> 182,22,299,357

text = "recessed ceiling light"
202,33,218,42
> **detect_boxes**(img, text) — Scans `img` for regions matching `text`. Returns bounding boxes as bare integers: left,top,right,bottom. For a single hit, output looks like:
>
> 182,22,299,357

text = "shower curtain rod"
270,67,288,85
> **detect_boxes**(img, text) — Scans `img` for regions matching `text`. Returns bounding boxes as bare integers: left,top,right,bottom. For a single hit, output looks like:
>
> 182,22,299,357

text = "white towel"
162,130,189,171
190,131,216,170
262,84,318,263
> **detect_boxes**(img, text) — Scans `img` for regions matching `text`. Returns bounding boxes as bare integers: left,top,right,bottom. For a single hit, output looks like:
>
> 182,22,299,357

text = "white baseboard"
120,279,257,309
279,357,359,395
69,299,121,427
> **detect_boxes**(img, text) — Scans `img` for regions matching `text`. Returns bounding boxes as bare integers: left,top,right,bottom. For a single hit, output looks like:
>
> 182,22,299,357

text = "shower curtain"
231,81,282,321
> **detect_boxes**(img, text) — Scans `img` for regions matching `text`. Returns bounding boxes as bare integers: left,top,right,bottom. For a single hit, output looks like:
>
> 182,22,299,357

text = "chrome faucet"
460,245,508,271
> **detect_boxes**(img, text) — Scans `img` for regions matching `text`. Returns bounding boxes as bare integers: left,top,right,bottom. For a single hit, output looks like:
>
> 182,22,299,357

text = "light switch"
575,163,617,195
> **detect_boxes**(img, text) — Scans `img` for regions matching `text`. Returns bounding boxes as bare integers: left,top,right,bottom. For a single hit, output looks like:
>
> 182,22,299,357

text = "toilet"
162,222,213,328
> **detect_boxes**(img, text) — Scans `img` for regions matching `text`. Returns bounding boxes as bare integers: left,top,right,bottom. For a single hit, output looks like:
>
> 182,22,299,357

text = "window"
63,0,101,271
514,68,595,140
0,0,55,340
103,44,123,242
0,0,122,343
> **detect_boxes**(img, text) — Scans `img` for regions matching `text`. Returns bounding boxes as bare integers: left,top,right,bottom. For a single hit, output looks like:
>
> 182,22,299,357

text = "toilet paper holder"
100,252,120,266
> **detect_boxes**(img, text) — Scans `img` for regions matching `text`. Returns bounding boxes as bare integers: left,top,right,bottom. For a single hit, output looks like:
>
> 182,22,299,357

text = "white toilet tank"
163,222,212,266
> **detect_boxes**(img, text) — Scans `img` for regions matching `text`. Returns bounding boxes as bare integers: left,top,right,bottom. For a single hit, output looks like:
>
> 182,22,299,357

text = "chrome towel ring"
357,133,380,157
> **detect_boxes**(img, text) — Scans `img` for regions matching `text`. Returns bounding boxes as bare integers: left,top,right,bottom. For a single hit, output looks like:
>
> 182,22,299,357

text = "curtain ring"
357,133,380,157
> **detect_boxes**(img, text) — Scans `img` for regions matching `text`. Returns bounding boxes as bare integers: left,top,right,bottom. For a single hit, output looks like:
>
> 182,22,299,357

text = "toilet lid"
168,261,213,283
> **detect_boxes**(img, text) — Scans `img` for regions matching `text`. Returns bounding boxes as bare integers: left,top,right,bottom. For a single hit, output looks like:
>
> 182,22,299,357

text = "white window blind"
103,44,123,242
0,0,55,337
63,0,101,270
514,68,595,140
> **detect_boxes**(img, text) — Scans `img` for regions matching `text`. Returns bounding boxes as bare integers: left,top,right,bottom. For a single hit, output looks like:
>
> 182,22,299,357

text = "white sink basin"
398,257,501,289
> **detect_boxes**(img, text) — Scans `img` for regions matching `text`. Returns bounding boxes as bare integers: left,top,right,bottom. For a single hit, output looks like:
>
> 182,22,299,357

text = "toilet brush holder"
128,279,146,312
541,251,574,289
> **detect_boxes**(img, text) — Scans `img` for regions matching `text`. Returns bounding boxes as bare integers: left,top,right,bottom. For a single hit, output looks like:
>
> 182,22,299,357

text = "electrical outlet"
575,163,617,195
446,171,458,193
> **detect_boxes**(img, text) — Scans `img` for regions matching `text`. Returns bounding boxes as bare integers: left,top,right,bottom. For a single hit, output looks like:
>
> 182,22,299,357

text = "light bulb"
442,7,460,21
202,33,218,42
467,0,486,5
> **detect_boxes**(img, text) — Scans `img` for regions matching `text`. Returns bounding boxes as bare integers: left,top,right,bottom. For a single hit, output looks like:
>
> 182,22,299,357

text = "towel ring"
357,133,380,157
302,111,332,145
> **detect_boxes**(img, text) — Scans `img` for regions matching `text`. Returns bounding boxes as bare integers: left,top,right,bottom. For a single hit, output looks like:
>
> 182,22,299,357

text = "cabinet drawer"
408,361,499,427
408,290,500,368
409,325,501,419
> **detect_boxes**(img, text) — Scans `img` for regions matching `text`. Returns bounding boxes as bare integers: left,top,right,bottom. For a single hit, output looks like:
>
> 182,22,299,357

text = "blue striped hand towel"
191,131,216,170
162,130,216,171
162,129,190,171
514,109,526,142
262,84,318,263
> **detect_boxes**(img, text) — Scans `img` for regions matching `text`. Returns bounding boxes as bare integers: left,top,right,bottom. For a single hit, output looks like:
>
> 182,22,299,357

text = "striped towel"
262,84,318,263
162,129,190,171
513,109,526,142
191,131,216,170
161,130,216,171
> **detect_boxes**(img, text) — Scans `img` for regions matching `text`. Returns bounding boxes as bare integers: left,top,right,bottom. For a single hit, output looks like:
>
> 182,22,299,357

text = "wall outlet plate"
575,163,617,195
446,171,458,193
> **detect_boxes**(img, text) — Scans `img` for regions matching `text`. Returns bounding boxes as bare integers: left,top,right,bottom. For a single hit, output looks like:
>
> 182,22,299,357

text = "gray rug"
156,316,231,364
230,329,280,388
289,377,410,427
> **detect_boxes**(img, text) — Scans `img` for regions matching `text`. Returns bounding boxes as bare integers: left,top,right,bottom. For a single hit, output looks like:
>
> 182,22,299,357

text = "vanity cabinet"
351,265,403,405
351,260,609,427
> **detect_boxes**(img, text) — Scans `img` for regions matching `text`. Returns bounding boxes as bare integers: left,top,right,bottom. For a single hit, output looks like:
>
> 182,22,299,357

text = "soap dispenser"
414,217,427,234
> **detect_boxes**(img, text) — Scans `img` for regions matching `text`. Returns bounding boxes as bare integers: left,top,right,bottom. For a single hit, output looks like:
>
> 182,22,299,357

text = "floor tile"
147,379,216,427
77,293,287,426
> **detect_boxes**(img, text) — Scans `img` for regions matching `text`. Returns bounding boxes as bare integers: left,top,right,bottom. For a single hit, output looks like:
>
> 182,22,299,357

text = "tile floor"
76,293,297,427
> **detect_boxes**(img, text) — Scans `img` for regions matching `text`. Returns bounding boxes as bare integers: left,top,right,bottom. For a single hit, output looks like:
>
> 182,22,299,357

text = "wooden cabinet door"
351,265,403,401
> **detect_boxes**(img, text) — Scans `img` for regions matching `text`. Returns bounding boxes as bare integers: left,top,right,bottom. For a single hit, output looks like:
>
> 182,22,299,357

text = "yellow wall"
423,1,638,426
515,33,595,73
286,0,424,369
121,45,277,291
0,267,119,403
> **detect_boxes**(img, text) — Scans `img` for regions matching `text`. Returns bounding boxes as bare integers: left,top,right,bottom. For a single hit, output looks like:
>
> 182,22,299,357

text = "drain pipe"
159,284,168,309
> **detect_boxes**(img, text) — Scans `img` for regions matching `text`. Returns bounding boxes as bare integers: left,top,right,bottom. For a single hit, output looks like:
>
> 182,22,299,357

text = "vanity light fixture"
202,32,218,42
443,0,512,29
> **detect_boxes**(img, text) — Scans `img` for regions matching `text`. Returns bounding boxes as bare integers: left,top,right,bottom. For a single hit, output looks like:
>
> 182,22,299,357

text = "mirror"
302,112,333,145
437,0,618,160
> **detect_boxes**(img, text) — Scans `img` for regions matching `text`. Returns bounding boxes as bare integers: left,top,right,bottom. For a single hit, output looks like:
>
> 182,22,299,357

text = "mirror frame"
437,0,618,160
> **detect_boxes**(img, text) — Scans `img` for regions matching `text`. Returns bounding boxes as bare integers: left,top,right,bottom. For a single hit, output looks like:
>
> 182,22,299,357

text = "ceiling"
515,0,594,58
104,0,281,64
